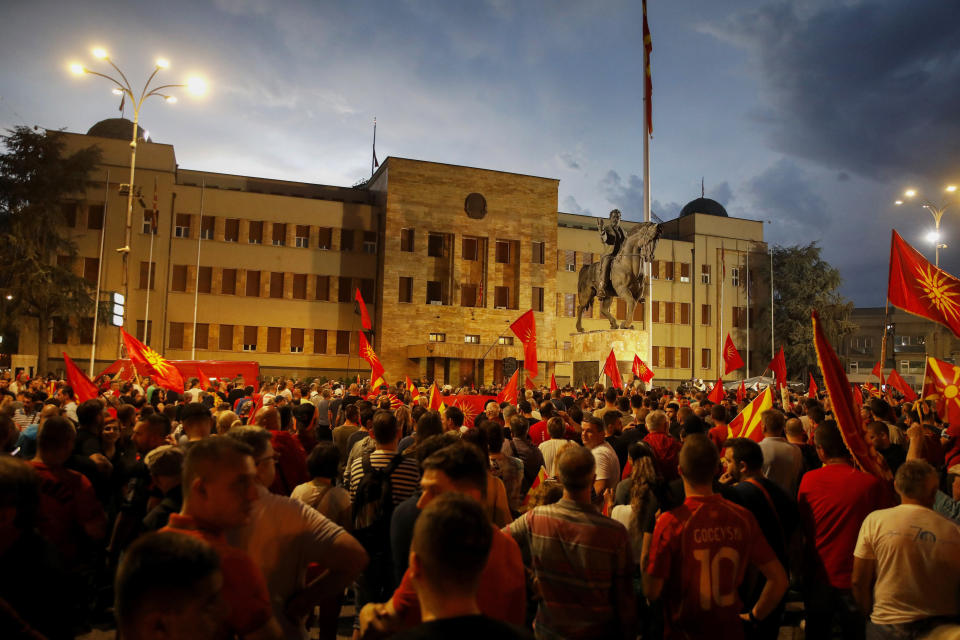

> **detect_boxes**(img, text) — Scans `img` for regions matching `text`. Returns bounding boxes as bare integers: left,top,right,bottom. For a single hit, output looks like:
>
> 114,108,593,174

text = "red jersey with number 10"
646,494,776,640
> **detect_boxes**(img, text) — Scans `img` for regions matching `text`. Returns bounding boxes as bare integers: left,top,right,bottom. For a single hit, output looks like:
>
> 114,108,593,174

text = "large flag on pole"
354,287,373,331
728,386,773,442
63,352,99,403
885,368,917,402
121,329,184,392
510,310,538,378
921,356,960,426
888,229,960,338
642,0,653,135
604,349,624,390
723,333,745,374
357,332,385,390
632,354,654,383
768,346,787,388
811,311,891,481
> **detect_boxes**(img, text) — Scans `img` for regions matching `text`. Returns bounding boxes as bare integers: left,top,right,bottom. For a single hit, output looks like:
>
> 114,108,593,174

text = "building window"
702,348,711,369
175,213,191,238
266,327,281,353
292,274,307,299
136,320,153,344
664,346,675,368
680,347,691,369
295,225,310,248
171,265,188,292
427,233,445,257
169,322,185,350
219,324,234,350
313,329,327,354
77,317,94,344
245,270,261,297
662,261,674,281
399,277,413,303
679,262,690,283
315,275,330,301
363,231,377,254
50,317,69,344
358,278,374,303
679,302,690,325
731,267,741,287
531,242,545,264
701,304,711,325
338,277,352,303
290,328,304,353
701,264,711,284
270,272,284,299
243,326,258,351
532,287,544,312
83,257,99,284
340,229,354,251
849,362,859,374
498,336,514,345
563,293,575,317
317,227,332,250
200,216,214,240
335,330,350,354
427,281,443,305
461,283,478,307
633,301,645,322
564,250,576,272
429,333,446,342
142,210,157,235
732,306,742,328
194,323,209,351
495,286,511,309
61,203,77,227
652,300,660,323
139,261,156,290
465,334,480,344
462,237,478,261
272,223,286,246
224,218,240,242
400,228,415,252
222,268,237,295
495,240,512,264
664,302,675,324
248,221,263,245
87,204,104,230
198,266,212,294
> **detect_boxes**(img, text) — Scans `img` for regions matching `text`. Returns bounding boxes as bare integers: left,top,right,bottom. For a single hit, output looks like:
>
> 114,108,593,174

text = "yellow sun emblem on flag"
915,263,960,322
362,345,379,364
143,345,173,374
725,344,737,359
452,397,478,426
522,328,536,345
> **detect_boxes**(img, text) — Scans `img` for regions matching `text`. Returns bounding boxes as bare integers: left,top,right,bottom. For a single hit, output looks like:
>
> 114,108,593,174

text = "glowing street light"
896,184,957,267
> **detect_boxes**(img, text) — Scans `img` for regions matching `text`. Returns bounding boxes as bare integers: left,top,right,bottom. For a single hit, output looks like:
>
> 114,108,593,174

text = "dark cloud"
710,1,960,182
745,158,828,243
652,200,682,221
707,181,734,206
558,151,581,170
836,172,850,182
598,170,644,218
561,195,590,215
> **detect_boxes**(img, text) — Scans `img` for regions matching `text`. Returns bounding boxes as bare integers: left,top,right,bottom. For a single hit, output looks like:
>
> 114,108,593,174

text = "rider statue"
597,208,626,299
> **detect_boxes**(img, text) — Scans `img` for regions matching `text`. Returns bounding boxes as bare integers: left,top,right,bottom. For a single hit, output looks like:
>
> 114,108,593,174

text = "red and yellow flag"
863,382,882,399
921,356,960,426
450,395,497,428
723,333,744,375
523,466,549,506
405,376,420,401
808,372,818,399
354,287,373,331
632,354,654,383
886,368,917,402
358,332,385,390
510,310,538,378
62,352,99,403
604,349,624,390
889,229,960,338
121,329,184,392
428,382,446,412
497,369,520,405
728,386,773,442
812,311,891,481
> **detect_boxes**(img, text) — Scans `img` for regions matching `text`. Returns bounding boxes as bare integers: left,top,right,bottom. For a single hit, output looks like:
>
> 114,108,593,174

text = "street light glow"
92,47,108,60
70,63,85,75
165,95,178,103
905,189,917,198
186,77,207,95
894,200,903,205
156,58,170,69
948,185,958,193
112,88,124,95
927,231,941,244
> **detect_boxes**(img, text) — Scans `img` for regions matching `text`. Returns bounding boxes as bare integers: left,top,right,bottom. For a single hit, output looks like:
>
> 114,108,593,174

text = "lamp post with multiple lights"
69,48,206,354
895,185,957,267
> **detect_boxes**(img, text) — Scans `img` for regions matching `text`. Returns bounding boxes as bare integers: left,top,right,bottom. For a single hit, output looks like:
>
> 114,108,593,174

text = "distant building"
16,120,770,386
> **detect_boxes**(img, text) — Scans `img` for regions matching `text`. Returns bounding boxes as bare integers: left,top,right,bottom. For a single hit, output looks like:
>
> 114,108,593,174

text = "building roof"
679,197,728,218
86,118,147,142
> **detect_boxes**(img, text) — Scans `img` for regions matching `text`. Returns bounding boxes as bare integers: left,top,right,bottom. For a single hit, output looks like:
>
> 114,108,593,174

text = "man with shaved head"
254,405,308,495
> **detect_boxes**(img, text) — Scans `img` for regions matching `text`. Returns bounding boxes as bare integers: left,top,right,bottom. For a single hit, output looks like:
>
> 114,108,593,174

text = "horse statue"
575,221,660,332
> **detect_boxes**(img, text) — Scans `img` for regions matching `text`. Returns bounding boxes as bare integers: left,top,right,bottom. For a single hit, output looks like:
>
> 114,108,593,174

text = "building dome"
679,197,728,218
86,118,147,141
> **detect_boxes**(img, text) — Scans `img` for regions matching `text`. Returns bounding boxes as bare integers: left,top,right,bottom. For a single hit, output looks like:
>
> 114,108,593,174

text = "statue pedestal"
570,329,650,387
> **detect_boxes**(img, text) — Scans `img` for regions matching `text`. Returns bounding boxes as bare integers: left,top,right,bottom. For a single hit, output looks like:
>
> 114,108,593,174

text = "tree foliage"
773,242,856,378
0,127,101,373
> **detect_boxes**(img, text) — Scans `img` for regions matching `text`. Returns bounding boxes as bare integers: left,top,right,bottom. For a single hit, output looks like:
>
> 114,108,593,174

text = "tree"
772,242,856,379
0,127,101,374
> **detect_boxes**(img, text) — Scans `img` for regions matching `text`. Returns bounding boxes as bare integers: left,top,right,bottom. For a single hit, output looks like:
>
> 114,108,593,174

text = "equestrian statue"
576,209,660,332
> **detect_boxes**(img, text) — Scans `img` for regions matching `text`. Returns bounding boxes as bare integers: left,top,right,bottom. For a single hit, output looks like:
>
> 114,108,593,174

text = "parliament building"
19,119,771,388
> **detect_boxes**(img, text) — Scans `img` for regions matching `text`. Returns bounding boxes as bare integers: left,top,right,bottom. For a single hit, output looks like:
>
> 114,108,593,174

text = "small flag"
550,374,558,393
921,356,960,425
358,332,385,390
768,346,787,388
604,349,624,390
886,368,917,402
354,287,372,331
808,372,818,398
632,354,654,383
871,361,885,386
723,334,745,375
524,376,536,391
428,382,446,412
121,329,185,392
736,380,746,404
63,353,100,403
852,383,864,409
497,369,520,405
707,378,725,404
728,386,774,442
888,229,960,338
522,466,549,506
406,375,420,400
510,310,538,378
863,382,882,399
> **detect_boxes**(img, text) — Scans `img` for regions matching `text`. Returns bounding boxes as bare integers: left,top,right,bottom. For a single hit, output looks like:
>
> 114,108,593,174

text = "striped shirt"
506,497,635,639
347,448,420,506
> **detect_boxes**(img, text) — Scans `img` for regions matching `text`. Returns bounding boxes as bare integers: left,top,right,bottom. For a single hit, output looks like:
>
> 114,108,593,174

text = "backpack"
351,450,404,550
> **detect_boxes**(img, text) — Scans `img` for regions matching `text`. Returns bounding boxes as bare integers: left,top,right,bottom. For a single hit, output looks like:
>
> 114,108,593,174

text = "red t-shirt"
646,494,775,640
945,423,960,469
392,525,526,628
269,430,310,495
708,424,728,450
161,513,273,635
644,431,681,481
797,462,887,589
30,461,105,563
529,420,548,446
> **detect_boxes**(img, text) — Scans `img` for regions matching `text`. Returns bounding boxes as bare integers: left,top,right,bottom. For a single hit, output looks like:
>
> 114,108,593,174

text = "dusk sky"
1,0,958,305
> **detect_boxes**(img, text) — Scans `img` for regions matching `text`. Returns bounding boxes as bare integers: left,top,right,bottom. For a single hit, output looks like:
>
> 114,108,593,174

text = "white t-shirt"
591,442,621,486
854,503,960,625
539,439,573,477
291,479,352,529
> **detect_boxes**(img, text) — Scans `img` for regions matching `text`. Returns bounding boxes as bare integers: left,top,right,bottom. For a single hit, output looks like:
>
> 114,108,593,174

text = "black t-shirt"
879,444,907,475
391,615,533,640
390,492,421,584
721,477,798,568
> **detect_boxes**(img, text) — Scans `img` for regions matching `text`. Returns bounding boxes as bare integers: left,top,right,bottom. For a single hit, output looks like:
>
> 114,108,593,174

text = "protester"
758,409,803,495
292,441,352,528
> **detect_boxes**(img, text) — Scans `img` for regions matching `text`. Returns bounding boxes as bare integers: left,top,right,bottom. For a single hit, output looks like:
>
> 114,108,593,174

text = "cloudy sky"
2,0,958,305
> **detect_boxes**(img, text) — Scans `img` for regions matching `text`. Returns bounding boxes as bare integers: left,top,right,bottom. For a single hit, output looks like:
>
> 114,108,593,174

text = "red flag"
729,386,774,442
642,0,652,136
121,329,185,392
405,376,420,400
550,374,558,392
632,354,654,383
852,383,864,409
736,380,746,404
811,311,891,481
497,369,519,405
510,310,538,378
354,287,372,331
428,382,445,411
246,393,264,425
723,334,744,374
523,466,549,506
808,372,818,398
885,368,917,402
524,375,536,391
197,368,211,390
921,356,960,426
863,382,882,399
604,349,623,390
871,361,885,386
358,332,385,389
450,395,498,428
707,378,725,404
768,346,787,388
888,229,960,337
62,352,99,403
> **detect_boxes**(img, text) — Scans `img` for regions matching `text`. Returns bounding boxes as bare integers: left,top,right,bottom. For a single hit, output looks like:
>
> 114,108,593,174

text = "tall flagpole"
719,249,725,379
191,180,205,360
143,176,158,343
642,0,653,369
770,246,774,359
371,117,377,178
746,250,750,378
89,169,110,375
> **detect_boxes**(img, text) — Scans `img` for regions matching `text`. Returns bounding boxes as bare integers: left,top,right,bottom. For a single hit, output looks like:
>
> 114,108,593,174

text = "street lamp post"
896,185,957,267
69,48,206,355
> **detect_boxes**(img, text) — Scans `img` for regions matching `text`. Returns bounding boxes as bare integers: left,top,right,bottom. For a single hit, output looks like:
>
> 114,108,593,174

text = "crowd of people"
1,370,959,640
